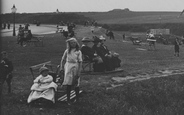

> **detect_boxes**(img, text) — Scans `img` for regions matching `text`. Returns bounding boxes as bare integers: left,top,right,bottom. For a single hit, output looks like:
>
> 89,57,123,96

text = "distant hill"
1,11,184,35
108,8,130,12
1,12,92,25
78,10,184,24
2,11,183,25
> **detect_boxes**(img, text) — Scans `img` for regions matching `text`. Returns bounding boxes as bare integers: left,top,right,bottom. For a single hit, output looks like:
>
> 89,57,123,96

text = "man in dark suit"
0,51,14,93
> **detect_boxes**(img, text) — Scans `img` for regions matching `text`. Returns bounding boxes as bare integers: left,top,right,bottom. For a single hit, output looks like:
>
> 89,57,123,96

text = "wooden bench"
29,61,57,79
27,35,44,47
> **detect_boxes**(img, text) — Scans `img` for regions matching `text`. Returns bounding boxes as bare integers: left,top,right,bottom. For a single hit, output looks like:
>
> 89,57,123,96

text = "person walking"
3,22,6,29
60,38,82,105
147,33,156,51
108,30,114,40
174,37,180,57
7,22,10,29
122,34,125,40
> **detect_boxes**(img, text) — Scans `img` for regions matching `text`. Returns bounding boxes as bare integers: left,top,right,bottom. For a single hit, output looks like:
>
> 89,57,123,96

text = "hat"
82,37,92,42
39,66,49,74
113,52,119,57
99,35,106,41
93,36,101,43
66,37,77,42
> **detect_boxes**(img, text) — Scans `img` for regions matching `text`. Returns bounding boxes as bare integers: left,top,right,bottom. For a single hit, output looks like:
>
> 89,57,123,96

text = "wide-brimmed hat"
82,37,93,42
66,37,77,42
99,35,106,41
93,36,101,43
39,66,49,74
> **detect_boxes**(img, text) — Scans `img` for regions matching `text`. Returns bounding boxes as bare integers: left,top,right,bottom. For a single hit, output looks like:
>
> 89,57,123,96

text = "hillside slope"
79,11,184,24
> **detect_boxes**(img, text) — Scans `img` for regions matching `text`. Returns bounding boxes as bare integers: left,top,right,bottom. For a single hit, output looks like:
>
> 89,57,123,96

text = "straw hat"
39,66,49,74
66,37,77,42
82,37,93,42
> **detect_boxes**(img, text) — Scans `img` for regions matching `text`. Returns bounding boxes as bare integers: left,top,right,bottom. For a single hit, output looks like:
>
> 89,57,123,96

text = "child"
0,51,14,93
60,37,82,105
27,66,58,104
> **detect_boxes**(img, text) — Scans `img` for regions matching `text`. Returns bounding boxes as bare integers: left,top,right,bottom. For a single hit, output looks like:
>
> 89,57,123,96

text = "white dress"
61,49,82,86
27,75,58,103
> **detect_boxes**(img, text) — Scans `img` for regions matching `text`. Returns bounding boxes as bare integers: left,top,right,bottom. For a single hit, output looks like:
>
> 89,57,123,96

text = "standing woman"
60,38,82,105
174,37,180,57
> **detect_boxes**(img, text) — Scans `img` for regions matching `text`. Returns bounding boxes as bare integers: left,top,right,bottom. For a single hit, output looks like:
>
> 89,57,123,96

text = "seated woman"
81,37,97,62
81,37,103,71
98,35,121,71
17,29,25,46
27,67,58,104
92,36,106,72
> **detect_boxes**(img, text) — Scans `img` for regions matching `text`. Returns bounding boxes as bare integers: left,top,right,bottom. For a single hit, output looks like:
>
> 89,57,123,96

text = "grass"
1,25,184,115
80,11,184,24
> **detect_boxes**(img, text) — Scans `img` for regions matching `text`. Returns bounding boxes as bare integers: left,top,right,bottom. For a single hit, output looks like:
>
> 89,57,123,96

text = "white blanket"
27,75,58,103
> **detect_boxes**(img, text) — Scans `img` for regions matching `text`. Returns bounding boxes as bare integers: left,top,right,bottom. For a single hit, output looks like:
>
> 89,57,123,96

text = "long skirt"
27,88,55,103
63,62,80,86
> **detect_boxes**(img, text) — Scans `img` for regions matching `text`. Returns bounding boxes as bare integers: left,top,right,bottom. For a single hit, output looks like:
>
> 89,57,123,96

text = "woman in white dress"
60,37,82,105
27,67,58,104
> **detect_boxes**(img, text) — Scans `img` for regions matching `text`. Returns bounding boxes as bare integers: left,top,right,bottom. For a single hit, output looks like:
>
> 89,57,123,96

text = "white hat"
99,35,106,40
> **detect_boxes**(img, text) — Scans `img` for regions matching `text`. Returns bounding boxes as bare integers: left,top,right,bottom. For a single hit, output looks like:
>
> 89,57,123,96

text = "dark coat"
81,45,96,61
0,58,13,82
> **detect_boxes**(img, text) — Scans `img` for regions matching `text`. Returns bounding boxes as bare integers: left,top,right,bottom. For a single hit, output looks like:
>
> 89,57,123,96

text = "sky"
1,0,184,14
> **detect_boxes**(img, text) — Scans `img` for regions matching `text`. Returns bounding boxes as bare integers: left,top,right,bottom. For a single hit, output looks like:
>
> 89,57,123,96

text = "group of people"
146,32,181,56
17,24,33,47
60,23,76,39
27,35,121,106
28,37,83,105
1,22,11,29
81,35,121,72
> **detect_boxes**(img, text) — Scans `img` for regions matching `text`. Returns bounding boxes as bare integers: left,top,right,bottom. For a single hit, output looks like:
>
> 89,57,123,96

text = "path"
106,67,184,90
1,24,57,37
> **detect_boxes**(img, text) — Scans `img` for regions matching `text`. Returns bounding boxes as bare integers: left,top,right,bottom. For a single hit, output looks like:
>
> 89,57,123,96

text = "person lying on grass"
27,66,58,104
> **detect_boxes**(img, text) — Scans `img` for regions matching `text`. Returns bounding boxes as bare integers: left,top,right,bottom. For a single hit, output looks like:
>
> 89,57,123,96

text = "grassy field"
1,25,184,115
80,11,184,24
